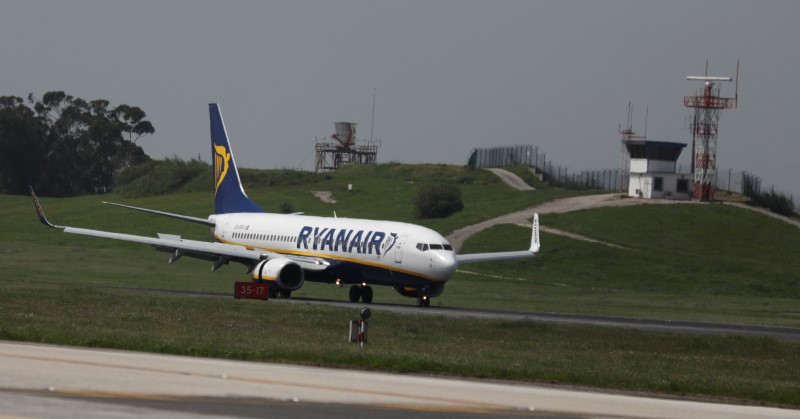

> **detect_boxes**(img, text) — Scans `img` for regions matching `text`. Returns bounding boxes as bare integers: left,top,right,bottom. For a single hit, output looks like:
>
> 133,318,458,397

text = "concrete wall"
628,173,692,200
629,159,677,174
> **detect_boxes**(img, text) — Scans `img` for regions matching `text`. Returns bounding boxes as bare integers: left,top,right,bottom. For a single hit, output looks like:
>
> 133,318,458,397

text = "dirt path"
447,193,693,251
310,191,336,204
447,193,800,252
723,202,800,229
487,168,535,191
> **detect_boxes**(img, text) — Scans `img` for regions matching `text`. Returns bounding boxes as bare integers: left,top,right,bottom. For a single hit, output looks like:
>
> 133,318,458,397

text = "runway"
0,341,796,419
106,285,800,342
282,297,800,342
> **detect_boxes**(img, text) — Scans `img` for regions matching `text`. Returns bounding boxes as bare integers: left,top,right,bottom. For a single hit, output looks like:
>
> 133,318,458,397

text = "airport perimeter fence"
739,171,796,216
466,145,623,191
712,168,753,196
466,145,794,204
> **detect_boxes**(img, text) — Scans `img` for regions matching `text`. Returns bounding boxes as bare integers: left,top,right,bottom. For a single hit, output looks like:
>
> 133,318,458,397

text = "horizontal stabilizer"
103,201,215,226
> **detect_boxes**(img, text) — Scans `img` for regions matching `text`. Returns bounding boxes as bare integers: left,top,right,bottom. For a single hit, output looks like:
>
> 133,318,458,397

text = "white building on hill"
624,140,692,200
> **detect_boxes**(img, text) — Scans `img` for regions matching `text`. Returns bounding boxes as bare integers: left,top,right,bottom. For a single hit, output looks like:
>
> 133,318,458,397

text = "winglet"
530,213,540,253
30,187,63,229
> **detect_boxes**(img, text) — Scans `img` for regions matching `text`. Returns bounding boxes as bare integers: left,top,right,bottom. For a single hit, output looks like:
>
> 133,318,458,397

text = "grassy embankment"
1,283,798,407
2,162,800,406
455,204,800,327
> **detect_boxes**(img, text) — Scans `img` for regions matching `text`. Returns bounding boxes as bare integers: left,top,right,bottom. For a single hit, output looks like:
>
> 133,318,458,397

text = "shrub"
753,188,796,217
113,156,209,197
412,184,464,219
279,201,294,214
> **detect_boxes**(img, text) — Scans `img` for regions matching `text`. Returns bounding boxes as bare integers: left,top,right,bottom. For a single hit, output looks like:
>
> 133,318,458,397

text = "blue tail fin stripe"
209,103,264,214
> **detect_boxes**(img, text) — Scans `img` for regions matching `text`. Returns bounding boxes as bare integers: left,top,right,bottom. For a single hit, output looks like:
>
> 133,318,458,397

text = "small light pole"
349,307,371,347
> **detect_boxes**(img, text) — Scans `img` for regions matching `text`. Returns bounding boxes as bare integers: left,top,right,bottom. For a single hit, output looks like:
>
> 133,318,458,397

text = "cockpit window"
417,243,454,251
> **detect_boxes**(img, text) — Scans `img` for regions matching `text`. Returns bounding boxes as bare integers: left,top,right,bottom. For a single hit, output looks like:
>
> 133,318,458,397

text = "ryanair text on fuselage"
297,226,398,256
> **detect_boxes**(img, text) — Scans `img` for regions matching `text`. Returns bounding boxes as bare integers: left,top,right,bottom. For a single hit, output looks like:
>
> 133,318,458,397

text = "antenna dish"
686,76,732,82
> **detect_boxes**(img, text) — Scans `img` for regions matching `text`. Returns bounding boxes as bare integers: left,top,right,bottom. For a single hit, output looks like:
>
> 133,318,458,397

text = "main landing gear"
349,284,373,304
268,289,292,299
417,294,430,307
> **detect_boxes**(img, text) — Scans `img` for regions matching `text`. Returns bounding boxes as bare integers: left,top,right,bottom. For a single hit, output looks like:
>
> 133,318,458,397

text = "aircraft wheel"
417,295,430,307
348,285,361,302
360,286,373,304
277,290,292,299
268,289,278,299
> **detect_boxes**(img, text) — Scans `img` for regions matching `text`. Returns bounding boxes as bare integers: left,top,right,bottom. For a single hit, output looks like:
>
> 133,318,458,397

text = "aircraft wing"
455,213,540,265
63,227,329,272
31,188,329,272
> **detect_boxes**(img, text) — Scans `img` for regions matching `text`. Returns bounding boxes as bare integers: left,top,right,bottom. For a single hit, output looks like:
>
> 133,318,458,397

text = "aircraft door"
394,235,407,263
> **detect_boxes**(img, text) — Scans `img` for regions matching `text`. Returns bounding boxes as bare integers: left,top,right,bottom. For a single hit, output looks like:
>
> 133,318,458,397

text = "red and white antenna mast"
684,61,739,201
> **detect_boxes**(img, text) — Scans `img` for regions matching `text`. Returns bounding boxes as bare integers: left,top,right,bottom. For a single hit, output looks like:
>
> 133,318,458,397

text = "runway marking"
0,387,539,417
0,350,525,413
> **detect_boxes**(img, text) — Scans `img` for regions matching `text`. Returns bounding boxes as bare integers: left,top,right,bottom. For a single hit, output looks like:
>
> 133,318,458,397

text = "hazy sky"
2,1,798,200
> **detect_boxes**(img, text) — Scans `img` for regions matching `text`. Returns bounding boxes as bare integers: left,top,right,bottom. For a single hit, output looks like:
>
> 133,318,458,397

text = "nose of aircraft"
431,251,457,279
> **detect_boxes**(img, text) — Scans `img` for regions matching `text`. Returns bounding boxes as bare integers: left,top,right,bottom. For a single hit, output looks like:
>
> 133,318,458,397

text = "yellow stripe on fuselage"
217,236,446,283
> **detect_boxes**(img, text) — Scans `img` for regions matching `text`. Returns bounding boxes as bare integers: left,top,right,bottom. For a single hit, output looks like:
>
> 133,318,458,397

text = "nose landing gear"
348,284,373,304
416,294,430,307
416,285,431,307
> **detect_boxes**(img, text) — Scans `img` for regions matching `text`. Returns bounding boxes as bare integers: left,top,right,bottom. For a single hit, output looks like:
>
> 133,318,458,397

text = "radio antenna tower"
618,102,647,195
684,61,739,201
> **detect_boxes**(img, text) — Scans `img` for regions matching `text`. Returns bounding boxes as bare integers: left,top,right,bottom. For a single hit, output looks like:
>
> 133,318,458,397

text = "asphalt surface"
1,341,796,419
3,285,799,418
105,284,800,342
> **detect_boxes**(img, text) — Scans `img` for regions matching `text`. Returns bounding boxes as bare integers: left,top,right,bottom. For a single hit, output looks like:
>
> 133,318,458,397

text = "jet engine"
252,258,304,291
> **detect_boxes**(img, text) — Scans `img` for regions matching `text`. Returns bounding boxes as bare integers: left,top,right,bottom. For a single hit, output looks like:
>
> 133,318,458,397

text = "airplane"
31,103,540,307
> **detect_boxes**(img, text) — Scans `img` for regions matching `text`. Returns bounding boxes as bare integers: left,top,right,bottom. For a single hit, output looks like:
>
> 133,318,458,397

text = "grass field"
2,163,800,406
1,282,799,407
455,205,800,327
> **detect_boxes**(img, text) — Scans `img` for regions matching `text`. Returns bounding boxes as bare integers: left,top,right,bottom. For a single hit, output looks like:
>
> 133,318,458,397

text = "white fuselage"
210,213,458,285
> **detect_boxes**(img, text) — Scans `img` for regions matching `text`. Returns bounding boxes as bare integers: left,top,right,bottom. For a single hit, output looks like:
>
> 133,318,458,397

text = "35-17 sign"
234,282,269,300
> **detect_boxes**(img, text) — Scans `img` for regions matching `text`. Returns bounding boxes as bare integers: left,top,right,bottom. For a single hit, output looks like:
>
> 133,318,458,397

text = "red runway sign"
234,282,269,300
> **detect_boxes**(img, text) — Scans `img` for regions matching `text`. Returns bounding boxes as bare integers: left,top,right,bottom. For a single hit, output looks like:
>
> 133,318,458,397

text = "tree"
412,184,464,219
0,96,47,194
0,91,155,196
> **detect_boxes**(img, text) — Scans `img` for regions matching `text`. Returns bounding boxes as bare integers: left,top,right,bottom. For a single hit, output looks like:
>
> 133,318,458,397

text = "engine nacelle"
252,258,304,291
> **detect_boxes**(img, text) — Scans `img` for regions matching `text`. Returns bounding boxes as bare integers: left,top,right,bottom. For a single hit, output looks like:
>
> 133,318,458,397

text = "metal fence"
466,145,780,198
467,144,797,214
467,145,623,191
713,168,752,195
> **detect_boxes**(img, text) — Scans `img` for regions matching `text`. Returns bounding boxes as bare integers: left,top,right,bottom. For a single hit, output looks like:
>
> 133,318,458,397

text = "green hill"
3,162,800,406
2,163,799,327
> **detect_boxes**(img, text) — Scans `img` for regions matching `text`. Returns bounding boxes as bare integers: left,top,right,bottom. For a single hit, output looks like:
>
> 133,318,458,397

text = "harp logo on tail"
214,144,230,195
